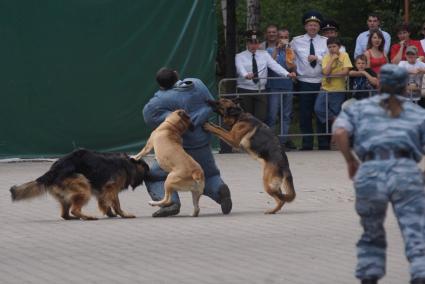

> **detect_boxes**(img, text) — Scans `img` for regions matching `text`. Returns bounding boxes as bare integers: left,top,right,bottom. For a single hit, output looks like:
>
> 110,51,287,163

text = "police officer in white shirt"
321,19,346,52
235,30,296,122
291,11,329,150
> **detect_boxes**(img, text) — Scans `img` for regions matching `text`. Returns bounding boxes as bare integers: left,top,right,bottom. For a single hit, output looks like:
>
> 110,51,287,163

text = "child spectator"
314,37,352,145
365,29,388,74
349,55,378,100
398,46,425,102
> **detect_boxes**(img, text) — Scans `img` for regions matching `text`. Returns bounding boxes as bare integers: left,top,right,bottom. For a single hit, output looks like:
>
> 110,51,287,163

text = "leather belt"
362,149,413,162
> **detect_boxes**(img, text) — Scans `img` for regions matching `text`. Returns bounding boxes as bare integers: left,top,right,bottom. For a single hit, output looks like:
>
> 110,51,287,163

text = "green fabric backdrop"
0,0,217,158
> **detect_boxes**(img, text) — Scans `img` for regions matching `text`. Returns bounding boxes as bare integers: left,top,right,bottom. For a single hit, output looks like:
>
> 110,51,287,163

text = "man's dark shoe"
411,278,425,284
152,203,181,217
361,278,378,284
218,184,232,215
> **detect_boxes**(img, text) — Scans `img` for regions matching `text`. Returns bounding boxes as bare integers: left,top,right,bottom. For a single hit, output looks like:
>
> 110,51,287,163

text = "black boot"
218,184,232,215
411,278,425,284
152,203,181,217
361,279,378,284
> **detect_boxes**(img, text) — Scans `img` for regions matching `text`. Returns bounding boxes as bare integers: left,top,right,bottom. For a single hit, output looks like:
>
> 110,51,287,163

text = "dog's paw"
192,208,200,217
122,214,136,218
264,209,277,215
148,200,159,206
83,216,99,221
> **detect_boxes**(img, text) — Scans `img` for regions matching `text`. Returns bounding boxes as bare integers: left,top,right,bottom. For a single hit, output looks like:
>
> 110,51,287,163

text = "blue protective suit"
142,78,226,204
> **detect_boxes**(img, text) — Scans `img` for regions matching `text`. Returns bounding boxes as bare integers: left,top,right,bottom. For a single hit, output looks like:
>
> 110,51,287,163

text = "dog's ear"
176,109,189,119
226,106,242,117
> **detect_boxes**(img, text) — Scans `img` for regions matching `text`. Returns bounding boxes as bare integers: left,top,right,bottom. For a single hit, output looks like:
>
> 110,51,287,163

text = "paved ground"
0,151,414,284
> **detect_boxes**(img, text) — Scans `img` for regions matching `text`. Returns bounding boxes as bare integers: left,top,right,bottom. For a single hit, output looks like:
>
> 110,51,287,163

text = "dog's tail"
10,181,47,202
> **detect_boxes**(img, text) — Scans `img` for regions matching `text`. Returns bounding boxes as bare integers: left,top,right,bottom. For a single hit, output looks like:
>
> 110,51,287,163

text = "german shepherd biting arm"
204,98,295,214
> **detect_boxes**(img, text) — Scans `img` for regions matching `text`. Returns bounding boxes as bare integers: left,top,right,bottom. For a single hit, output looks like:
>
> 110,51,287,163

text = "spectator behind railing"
354,13,391,58
342,55,379,109
320,19,346,53
390,23,425,65
291,10,329,151
398,46,425,103
314,36,352,148
261,25,297,150
364,29,388,75
235,29,295,123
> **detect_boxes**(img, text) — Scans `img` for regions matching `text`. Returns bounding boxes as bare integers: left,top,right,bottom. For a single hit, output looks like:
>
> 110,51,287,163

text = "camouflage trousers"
353,160,425,280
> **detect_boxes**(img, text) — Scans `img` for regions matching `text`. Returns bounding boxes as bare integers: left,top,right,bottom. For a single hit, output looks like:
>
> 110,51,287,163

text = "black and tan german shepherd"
204,98,295,214
10,148,149,220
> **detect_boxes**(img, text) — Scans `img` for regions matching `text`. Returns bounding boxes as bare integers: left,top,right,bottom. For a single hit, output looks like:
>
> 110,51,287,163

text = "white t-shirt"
398,60,425,99
398,60,425,85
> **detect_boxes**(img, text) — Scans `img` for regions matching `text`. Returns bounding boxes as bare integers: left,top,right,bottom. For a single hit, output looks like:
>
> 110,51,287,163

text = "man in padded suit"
141,67,232,217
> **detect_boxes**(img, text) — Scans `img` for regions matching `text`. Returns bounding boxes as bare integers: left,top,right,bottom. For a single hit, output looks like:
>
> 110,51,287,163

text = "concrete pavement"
0,152,411,283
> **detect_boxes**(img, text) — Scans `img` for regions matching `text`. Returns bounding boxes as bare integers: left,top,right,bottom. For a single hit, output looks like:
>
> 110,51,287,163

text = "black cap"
245,30,261,42
302,10,323,25
321,19,339,31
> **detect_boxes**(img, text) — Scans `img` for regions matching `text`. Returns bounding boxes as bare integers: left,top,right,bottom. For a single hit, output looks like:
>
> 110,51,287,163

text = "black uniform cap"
321,19,339,31
302,11,323,25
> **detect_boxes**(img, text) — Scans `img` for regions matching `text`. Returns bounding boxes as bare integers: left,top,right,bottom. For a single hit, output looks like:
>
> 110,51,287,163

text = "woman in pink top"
364,29,388,74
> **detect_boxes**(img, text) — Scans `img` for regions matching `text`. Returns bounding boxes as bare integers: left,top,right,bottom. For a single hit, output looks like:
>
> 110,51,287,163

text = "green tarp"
0,0,217,158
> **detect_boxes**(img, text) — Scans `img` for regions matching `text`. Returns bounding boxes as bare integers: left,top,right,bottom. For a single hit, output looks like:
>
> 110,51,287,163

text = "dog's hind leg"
65,175,98,220
70,194,97,220
50,187,79,220
191,189,202,217
148,173,178,207
97,194,117,218
263,166,285,214
60,200,79,220
281,171,296,203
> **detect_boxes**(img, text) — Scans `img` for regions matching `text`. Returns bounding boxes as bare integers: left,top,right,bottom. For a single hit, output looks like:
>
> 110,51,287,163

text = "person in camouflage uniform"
332,64,425,284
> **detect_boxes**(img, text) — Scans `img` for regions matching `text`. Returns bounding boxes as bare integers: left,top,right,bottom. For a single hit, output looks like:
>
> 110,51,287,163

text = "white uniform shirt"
291,34,328,83
235,49,289,90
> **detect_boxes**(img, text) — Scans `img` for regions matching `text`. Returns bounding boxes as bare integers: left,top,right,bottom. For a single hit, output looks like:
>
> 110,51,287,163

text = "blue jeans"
266,89,293,143
296,81,329,149
314,91,346,124
145,145,226,205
